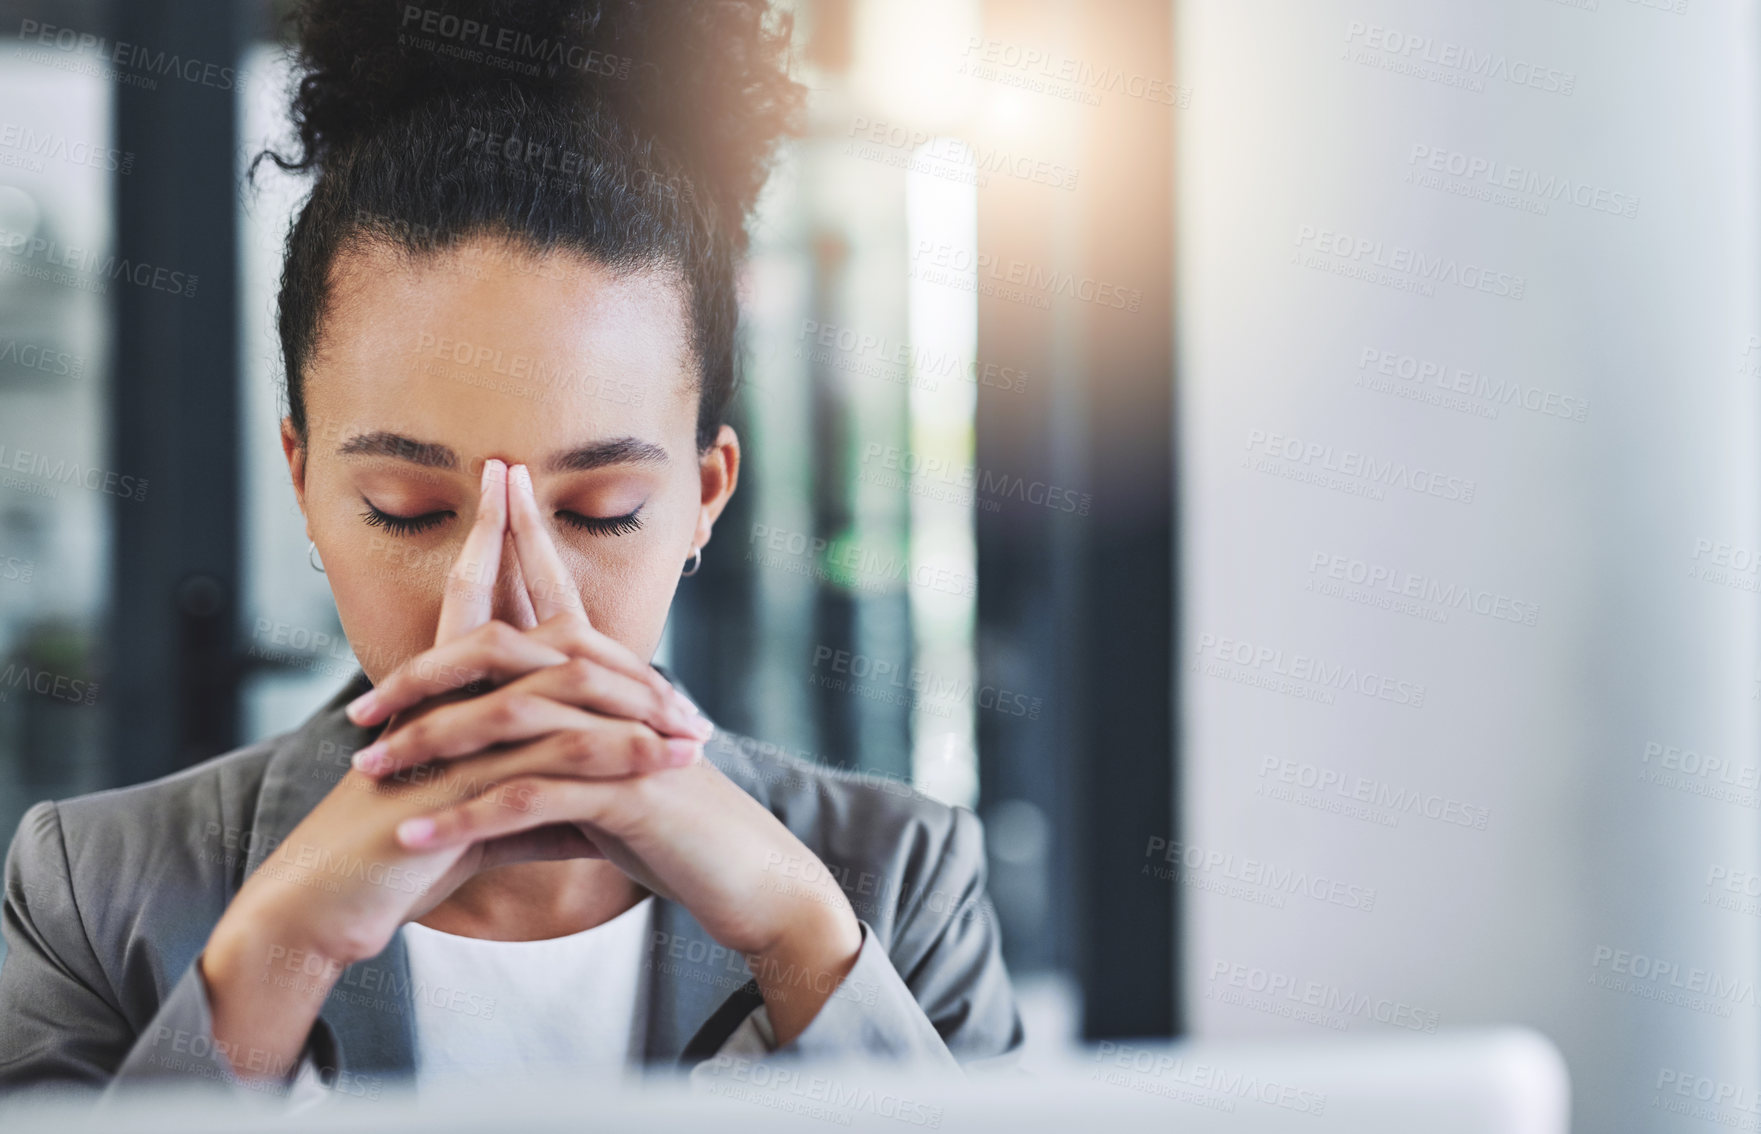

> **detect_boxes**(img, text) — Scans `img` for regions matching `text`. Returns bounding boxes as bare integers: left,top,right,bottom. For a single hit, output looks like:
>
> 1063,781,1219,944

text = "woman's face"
281,236,738,684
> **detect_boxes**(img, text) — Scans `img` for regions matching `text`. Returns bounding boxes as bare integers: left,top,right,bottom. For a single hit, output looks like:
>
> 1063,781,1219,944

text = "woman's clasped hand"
200,459,863,1078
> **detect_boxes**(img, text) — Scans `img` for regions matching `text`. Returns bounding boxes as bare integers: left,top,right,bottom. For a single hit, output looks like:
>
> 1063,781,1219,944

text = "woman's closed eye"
361,502,452,536
557,507,643,536
359,500,644,537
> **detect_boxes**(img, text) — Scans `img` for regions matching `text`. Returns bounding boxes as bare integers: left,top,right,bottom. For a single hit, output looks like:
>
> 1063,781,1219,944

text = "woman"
0,0,1021,1098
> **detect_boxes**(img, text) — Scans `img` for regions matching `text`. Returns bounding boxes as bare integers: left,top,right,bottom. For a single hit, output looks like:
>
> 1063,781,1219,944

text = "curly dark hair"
259,0,807,452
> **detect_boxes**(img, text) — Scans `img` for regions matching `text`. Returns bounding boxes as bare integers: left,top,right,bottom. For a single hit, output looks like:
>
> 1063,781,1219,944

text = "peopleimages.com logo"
1294,224,1525,300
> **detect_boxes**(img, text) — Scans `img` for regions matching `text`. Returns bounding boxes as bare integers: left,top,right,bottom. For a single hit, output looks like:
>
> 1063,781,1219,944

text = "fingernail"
481,458,505,489
668,691,712,738
345,690,379,723
397,817,435,846
683,707,718,743
665,738,702,766
510,463,533,497
352,741,388,774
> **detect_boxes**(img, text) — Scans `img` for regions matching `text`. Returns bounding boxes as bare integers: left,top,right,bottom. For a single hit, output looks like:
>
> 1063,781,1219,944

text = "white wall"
1176,2,1761,1131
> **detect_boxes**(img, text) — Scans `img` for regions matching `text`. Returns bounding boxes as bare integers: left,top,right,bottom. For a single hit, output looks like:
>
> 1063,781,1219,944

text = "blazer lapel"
245,670,417,1078
638,706,775,1070
639,897,753,1068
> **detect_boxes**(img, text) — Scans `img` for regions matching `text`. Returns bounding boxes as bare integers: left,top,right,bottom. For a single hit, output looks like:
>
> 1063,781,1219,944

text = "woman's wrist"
200,901,351,1081
207,899,353,997
749,902,864,1048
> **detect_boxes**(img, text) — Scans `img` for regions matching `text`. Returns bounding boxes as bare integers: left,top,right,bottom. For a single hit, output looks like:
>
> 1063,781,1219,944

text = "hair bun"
285,0,803,221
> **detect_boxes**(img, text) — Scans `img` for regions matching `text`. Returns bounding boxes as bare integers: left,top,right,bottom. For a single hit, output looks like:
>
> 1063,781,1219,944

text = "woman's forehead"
307,238,698,439
322,238,692,370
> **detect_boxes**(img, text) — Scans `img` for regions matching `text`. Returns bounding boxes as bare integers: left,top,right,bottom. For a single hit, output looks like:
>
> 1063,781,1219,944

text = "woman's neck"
415,860,648,940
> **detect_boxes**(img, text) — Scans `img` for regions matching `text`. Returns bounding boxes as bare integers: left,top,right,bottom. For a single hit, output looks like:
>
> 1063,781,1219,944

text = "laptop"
0,1026,1567,1133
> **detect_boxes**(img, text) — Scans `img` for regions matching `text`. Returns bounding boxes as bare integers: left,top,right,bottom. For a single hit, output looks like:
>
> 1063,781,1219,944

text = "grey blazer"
0,668,1023,1098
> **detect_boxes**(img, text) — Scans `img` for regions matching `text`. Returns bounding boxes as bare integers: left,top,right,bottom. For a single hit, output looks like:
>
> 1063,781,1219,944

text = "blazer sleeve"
0,800,331,1098
768,804,1025,1067
0,800,141,1092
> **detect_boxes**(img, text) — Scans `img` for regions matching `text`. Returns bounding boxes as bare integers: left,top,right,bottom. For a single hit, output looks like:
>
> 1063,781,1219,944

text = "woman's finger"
511,653,712,740
379,711,703,785
518,610,699,725
504,461,696,720
354,666,707,777
355,653,711,769
346,619,570,727
397,775,628,851
507,463,588,624
345,606,704,732
520,613,702,722
357,690,584,776
434,458,509,646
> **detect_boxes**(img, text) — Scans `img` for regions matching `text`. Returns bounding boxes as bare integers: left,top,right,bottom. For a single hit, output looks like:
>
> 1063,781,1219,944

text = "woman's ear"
694,424,741,549
280,417,309,523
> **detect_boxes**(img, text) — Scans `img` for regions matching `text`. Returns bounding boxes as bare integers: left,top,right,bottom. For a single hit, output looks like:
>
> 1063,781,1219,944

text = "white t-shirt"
400,894,657,1093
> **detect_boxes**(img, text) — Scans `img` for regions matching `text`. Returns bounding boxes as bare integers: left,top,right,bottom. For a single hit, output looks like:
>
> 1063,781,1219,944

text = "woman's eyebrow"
545,437,670,473
336,431,668,473
337,431,457,468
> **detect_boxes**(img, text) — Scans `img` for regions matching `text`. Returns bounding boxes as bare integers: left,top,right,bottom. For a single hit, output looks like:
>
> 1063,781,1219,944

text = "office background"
0,2,1753,1132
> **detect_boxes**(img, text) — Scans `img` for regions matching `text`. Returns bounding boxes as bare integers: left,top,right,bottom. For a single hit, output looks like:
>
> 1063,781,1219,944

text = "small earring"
308,539,326,574
681,546,702,577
